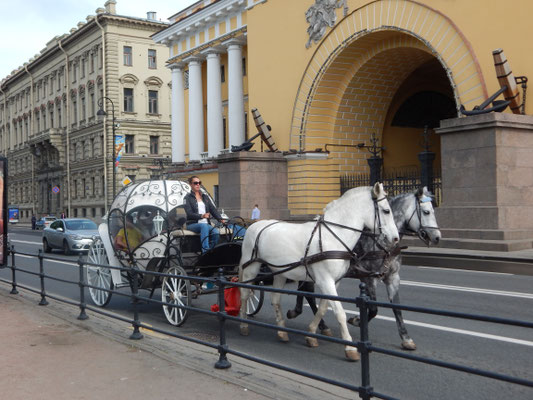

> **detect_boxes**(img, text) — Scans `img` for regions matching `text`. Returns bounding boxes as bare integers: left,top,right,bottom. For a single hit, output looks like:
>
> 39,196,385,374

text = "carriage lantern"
153,211,164,236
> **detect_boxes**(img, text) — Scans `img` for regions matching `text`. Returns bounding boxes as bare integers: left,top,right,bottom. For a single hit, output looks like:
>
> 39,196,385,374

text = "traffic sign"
52,186,60,194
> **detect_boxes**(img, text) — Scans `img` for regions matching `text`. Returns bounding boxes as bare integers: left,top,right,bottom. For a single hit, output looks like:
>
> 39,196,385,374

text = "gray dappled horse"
238,183,399,361
287,187,441,350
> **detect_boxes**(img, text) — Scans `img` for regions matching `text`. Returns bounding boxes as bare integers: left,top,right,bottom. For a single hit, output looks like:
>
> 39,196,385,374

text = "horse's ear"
416,187,424,197
372,182,381,199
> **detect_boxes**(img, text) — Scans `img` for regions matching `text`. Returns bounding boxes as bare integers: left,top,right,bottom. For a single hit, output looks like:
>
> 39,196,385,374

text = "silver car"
43,218,99,255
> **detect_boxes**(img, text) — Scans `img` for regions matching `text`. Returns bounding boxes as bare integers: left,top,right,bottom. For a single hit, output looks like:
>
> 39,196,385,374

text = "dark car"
42,218,99,255
35,216,57,230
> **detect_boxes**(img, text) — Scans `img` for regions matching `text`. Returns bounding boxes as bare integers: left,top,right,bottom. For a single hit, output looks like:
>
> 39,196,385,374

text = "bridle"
401,195,440,245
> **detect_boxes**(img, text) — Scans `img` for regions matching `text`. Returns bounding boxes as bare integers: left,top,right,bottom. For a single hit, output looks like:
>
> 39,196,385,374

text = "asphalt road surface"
2,226,533,399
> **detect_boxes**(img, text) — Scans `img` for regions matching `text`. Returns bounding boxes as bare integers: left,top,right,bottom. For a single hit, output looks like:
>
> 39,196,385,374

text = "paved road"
3,227,533,399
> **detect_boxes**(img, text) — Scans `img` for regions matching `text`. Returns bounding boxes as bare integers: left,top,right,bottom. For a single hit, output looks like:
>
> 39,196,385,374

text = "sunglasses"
192,181,201,185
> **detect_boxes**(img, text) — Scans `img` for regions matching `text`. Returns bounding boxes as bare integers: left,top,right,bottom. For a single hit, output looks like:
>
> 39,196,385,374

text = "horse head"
412,187,441,246
369,182,399,248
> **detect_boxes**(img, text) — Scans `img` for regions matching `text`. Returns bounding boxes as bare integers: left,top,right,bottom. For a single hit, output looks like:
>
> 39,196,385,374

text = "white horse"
238,183,399,361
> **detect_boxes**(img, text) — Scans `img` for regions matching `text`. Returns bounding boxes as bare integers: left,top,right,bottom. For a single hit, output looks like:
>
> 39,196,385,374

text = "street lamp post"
97,97,116,202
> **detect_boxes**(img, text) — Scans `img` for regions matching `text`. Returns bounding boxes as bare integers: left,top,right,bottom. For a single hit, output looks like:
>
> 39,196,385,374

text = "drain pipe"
0,83,7,156
95,15,108,213
24,64,36,216
58,38,71,218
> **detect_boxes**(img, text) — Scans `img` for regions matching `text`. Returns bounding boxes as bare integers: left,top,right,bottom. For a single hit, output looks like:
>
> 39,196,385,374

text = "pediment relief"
119,73,139,85
144,76,163,88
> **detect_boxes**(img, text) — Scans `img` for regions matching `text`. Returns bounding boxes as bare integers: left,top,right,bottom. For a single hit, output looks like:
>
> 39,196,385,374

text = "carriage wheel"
86,237,113,307
162,262,191,326
246,282,264,316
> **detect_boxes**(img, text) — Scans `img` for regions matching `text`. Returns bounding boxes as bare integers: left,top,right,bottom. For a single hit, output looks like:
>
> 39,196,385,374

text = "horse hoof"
287,309,301,319
277,331,289,342
345,349,360,361
347,317,360,327
305,336,319,347
320,328,333,337
240,326,249,336
401,340,416,350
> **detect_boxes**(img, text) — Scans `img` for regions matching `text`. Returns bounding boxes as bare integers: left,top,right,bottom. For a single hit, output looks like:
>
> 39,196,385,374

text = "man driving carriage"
184,176,246,252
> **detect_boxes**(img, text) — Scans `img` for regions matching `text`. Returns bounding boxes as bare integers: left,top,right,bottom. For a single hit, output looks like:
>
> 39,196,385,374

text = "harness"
240,195,391,282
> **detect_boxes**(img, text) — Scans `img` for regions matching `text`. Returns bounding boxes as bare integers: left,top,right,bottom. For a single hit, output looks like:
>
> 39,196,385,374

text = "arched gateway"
289,0,486,214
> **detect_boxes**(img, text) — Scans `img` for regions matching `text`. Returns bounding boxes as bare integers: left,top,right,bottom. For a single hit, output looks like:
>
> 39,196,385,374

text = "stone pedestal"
217,152,289,220
435,113,533,251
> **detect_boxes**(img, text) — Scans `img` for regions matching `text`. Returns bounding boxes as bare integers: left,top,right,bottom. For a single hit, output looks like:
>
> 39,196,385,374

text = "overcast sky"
0,0,197,80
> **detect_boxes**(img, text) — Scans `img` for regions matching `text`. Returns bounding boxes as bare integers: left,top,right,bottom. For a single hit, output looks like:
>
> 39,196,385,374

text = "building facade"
154,2,531,216
0,0,172,222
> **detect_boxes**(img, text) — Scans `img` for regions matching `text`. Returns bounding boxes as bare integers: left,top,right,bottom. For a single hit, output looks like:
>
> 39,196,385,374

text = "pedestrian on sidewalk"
251,204,261,221
31,214,36,230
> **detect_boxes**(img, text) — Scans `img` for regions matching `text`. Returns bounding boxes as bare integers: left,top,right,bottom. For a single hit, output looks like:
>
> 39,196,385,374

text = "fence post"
9,244,18,294
129,269,143,340
214,267,231,369
367,156,383,185
357,282,373,400
77,254,88,320
37,249,48,306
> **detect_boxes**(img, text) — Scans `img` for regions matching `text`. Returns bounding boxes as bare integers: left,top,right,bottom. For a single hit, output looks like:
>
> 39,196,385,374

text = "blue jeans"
187,223,219,252
227,224,246,240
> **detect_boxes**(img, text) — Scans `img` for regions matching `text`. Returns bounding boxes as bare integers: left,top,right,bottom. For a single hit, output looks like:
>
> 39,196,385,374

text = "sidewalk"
0,284,354,400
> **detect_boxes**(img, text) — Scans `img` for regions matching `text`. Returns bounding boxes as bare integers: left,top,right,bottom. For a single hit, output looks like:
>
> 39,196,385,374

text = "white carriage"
85,180,263,326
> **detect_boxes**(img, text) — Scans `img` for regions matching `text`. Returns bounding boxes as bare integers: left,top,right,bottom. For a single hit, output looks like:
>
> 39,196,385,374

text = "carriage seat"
171,224,233,237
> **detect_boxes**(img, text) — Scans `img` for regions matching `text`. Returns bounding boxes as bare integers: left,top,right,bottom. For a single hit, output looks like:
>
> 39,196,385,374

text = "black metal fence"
1,247,532,399
341,168,442,206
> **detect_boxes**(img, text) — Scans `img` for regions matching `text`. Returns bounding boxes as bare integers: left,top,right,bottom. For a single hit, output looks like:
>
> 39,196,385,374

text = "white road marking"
16,253,77,267
10,239,42,245
416,266,513,276
401,280,533,299
341,308,533,347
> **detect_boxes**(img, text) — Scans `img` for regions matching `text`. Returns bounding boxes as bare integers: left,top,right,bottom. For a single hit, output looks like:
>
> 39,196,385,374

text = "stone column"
206,51,224,157
226,41,245,148
436,113,533,251
187,57,204,161
170,63,185,163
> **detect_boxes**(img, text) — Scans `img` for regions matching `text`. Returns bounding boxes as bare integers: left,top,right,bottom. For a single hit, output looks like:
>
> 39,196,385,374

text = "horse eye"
383,209,391,214
423,210,430,215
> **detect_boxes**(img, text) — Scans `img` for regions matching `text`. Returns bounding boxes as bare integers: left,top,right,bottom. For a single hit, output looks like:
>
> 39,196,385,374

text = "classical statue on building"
305,0,348,48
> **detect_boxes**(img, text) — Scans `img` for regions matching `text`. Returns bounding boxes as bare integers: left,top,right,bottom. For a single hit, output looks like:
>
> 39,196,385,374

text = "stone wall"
435,113,533,250
217,152,289,221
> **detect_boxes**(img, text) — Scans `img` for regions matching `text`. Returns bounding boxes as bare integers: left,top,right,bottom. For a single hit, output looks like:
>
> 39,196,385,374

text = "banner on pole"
115,134,125,170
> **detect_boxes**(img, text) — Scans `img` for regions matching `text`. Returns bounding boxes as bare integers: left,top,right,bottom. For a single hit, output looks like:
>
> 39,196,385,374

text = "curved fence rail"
1,246,532,399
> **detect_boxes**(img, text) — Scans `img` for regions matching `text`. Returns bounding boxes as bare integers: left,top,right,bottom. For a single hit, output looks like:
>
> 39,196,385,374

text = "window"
82,178,86,197
72,64,77,82
123,88,134,112
90,53,95,73
150,136,159,154
74,208,78,217
243,57,247,76
81,59,85,78
82,208,87,218
123,46,132,66
81,96,86,121
90,138,95,158
148,49,156,69
72,99,77,124
36,112,40,132
148,90,158,114
74,180,77,198
57,105,62,127
91,177,95,196
50,109,54,128
220,65,225,83
223,117,227,149
90,93,95,117
125,134,134,154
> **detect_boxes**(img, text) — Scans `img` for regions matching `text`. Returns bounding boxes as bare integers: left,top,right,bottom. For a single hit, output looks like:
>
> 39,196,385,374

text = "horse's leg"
271,274,289,342
305,297,329,348
238,261,261,336
347,277,378,326
384,264,416,350
309,278,359,361
287,281,306,319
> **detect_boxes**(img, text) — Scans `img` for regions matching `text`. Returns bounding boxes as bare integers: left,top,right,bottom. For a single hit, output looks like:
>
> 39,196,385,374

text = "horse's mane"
323,186,370,213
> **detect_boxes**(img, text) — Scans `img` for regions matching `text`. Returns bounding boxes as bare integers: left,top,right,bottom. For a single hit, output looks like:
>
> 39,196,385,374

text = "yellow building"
155,0,532,220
